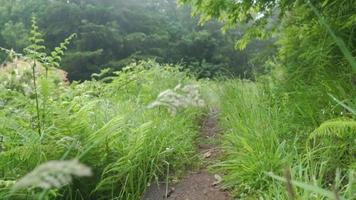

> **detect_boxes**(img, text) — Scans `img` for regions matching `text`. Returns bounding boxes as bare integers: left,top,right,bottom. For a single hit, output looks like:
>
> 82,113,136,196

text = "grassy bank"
0,61,205,199
214,79,355,199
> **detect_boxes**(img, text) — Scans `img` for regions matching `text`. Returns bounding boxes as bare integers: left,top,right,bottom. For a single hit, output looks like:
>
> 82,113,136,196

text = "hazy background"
0,0,274,80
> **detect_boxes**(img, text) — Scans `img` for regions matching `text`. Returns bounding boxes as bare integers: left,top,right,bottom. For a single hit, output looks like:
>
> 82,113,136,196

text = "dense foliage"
0,59,206,199
0,0,355,199
180,0,356,198
0,0,274,80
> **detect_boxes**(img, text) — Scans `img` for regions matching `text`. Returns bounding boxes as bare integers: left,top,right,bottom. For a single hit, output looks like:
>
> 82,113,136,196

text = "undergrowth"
214,79,355,199
0,60,205,199
1,1,355,199
209,1,355,199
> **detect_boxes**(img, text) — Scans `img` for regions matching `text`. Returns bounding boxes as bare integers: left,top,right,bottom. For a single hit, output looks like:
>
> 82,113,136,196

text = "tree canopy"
0,0,274,80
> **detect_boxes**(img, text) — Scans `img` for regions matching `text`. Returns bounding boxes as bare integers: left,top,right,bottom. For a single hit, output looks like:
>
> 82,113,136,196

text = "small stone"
203,151,212,158
212,174,222,186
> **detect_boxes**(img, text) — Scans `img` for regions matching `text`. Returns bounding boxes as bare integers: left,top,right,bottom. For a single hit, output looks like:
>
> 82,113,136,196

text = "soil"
142,108,230,200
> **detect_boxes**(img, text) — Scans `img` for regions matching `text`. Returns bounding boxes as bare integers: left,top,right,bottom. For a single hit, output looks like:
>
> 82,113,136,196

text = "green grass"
1,60,355,200
213,79,355,199
211,80,290,197
0,60,204,199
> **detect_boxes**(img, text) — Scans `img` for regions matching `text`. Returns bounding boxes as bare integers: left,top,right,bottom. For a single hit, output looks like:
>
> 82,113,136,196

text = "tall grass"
210,1,355,199
214,79,355,199
0,60,204,199
213,80,291,198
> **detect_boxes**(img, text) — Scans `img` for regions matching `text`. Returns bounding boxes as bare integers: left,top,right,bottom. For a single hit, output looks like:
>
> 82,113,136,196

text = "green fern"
309,118,356,139
23,15,76,77
20,14,76,136
23,15,45,136
23,15,46,61
46,33,76,69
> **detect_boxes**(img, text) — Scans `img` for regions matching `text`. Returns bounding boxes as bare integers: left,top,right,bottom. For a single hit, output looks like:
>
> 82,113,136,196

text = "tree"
0,0,274,80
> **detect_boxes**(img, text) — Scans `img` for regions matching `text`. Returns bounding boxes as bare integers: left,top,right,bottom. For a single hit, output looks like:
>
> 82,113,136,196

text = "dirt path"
142,108,230,200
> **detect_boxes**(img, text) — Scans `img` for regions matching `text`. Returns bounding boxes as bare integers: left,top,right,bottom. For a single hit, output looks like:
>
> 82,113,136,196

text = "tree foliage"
179,0,356,198
0,0,274,80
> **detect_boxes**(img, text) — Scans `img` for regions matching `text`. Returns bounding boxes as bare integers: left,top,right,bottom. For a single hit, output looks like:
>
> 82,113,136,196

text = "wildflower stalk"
32,59,41,136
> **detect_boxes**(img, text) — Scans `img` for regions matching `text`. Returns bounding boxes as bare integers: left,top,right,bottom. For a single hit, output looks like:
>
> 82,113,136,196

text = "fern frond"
23,15,46,60
309,118,356,139
46,33,76,69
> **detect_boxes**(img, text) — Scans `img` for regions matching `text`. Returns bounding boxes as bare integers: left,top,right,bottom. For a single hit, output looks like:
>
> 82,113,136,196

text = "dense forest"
0,0,355,200
0,0,274,80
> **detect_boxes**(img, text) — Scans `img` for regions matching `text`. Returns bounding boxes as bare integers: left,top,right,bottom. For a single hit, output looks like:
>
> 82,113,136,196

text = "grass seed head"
148,84,205,116
12,159,92,191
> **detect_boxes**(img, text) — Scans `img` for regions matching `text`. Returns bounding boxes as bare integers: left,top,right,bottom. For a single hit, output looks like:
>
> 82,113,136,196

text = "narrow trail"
142,108,230,200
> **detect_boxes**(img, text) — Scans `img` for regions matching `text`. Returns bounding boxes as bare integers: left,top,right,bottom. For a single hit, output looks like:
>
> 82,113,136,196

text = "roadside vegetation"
0,0,355,199
0,57,205,199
